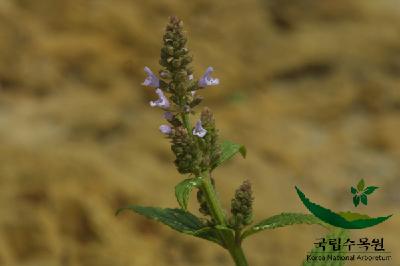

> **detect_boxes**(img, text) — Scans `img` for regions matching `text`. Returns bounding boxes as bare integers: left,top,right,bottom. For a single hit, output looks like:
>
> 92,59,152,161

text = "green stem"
181,112,191,133
227,243,248,266
200,171,249,266
179,95,247,265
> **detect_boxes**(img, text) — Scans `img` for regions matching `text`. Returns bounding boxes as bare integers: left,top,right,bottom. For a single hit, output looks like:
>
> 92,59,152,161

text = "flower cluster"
230,180,254,229
141,16,221,176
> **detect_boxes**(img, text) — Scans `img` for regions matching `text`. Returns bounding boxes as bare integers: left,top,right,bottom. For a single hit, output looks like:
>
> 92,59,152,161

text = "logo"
295,180,392,229
350,179,379,207
297,180,393,263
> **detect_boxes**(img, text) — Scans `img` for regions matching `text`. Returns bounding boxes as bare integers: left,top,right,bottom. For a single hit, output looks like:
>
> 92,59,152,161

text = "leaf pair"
116,140,247,248
117,206,330,248
350,179,379,207
117,140,332,251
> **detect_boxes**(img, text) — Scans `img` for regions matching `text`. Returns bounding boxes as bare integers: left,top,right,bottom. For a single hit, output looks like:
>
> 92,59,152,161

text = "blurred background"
0,0,399,265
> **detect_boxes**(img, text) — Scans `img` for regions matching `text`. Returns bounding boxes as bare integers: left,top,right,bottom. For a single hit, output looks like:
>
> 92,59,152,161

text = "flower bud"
230,180,254,229
198,108,221,170
171,127,201,174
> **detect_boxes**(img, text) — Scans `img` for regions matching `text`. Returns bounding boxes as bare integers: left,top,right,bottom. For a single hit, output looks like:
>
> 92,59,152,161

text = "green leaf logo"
357,179,365,191
350,179,379,207
364,186,379,195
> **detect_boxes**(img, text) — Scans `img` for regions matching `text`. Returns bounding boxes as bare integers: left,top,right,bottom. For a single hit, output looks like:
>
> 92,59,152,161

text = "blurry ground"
0,0,399,265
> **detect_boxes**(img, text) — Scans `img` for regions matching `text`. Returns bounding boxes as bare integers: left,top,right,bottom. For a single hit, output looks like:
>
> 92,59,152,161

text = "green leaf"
212,140,246,169
357,179,365,191
116,205,222,245
350,187,357,194
363,186,379,195
353,195,360,207
360,194,368,205
242,213,328,240
191,227,224,246
302,229,349,266
175,177,201,210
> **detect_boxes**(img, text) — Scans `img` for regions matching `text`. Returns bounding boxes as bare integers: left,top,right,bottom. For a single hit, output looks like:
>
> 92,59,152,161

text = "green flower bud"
166,46,174,56
171,126,201,174
198,108,221,170
230,180,254,229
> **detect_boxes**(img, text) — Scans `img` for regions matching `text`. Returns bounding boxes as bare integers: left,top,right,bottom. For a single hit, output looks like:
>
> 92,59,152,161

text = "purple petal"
198,66,219,88
159,124,172,134
163,111,174,121
150,88,170,108
142,66,160,87
192,120,207,138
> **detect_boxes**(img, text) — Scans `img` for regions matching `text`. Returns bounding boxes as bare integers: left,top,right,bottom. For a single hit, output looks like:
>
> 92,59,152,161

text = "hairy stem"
227,243,248,266
200,171,249,266
180,89,248,265
201,175,226,225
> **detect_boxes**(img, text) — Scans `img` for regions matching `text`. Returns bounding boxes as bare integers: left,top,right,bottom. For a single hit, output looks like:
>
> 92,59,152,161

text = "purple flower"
163,111,174,121
150,88,170,108
198,66,219,88
142,66,160,87
192,120,207,138
159,124,172,135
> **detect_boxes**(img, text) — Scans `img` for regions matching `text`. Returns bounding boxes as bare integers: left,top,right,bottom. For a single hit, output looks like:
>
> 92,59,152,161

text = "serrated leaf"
360,194,368,205
353,195,360,207
212,140,246,169
175,178,201,210
363,186,379,195
242,213,328,239
302,229,349,266
350,187,357,194
357,179,365,191
116,205,222,245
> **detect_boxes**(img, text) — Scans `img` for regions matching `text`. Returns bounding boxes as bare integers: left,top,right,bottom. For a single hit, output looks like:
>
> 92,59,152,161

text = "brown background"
0,0,399,265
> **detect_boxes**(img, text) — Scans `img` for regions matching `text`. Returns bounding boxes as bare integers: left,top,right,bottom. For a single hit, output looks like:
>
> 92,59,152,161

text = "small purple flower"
150,88,170,108
159,124,172,135
198,66,219,88
163,111,174,121
142,66,160,87
192,120,207,138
